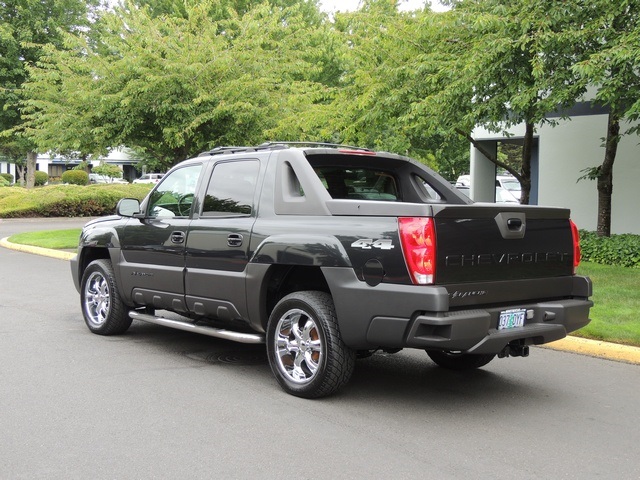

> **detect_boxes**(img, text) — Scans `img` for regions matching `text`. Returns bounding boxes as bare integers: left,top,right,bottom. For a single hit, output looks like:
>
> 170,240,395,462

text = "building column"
470,141,497,202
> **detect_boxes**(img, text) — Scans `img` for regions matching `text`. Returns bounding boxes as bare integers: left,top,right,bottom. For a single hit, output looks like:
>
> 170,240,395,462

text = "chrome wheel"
80,259,131,335
266,291,355,398
274,308,323,384
83,271,110,328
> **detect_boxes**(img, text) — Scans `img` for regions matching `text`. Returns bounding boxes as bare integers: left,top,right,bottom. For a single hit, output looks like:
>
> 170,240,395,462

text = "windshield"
501,179,520,191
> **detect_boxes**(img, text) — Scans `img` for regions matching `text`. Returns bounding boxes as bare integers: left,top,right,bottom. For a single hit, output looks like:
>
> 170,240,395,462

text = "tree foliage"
92,163,123,179
571,0,640,236
8,0,640,232
391,0,592,202
275,0,471,179
0,0,100,187
21,0,340,171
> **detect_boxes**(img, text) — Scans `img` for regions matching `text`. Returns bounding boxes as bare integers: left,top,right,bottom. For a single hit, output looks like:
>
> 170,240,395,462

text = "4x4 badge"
351,238,394,250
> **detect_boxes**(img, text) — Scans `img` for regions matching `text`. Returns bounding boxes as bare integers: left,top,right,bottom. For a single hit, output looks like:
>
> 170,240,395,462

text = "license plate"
498,309,526,330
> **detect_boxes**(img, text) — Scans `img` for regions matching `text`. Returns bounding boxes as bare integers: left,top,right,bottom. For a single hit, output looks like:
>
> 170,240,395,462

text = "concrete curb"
542,336,640,365
0,237,77,261
1,236,639,366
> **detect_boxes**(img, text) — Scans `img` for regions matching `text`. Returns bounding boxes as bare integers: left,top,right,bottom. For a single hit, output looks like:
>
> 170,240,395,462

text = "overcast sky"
319,0,449,13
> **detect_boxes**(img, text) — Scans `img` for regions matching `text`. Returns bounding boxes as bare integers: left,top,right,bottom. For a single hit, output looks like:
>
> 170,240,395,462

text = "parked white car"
456,174,521,203
133,173,164,184
496,175,521,201
89,173,128,184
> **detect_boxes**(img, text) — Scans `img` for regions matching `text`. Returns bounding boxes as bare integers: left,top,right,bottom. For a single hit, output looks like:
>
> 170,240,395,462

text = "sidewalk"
2,235,640,365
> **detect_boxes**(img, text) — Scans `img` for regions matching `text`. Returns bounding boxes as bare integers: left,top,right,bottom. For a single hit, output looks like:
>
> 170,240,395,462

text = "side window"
202,160,260,216
147,164,202,218
413,174,443,201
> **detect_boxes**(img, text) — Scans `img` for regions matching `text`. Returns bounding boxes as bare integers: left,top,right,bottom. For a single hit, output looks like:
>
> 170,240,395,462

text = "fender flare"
76,224,123,290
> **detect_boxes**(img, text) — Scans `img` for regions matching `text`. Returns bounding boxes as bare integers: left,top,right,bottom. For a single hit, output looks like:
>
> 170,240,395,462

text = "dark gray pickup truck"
71,143,592,398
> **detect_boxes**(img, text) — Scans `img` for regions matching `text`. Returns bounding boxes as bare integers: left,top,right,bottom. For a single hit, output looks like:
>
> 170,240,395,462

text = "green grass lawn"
574,262,640,347
8,229,81,250
5,229,640,347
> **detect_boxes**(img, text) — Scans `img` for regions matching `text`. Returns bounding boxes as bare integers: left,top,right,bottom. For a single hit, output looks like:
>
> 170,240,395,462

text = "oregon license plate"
498,309,526,330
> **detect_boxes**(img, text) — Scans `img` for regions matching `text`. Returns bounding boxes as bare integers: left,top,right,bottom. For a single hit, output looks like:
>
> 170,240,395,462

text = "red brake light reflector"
570,219,581,274
337,149,376,155
399,217,436,285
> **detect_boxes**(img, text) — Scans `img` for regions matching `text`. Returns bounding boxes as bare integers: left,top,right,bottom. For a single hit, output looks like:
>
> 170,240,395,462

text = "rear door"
184,159,261,321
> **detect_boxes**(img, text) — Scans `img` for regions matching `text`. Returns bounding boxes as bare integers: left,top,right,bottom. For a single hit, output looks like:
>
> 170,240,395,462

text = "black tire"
80,259,132,335
426,350,496,370
266,291,355,399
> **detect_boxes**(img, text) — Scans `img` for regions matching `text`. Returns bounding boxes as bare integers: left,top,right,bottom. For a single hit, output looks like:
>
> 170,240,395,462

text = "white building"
0,148,140,183
469,104,639,235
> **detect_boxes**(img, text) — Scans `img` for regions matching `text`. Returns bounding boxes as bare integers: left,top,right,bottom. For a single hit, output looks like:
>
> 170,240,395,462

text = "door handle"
170,231,186,244
227,234,243,247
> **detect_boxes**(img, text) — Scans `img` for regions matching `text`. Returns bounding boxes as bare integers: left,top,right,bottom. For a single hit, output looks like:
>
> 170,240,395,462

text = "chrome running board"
129,311,265,344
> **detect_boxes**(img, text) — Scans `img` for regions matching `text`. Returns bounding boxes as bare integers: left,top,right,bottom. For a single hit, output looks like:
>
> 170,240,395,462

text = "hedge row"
579,230,640,268
0,183,151,218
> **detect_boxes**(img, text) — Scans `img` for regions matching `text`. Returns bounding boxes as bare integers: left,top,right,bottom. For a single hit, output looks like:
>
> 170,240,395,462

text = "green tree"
21,0,338,171
131,0,324,24
399,0,591,204
0,0,100,188
572,0,640,237
92,162,123,180
276,0,470,178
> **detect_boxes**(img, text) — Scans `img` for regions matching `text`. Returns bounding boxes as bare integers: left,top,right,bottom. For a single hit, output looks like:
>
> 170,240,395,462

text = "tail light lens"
570,219,581,274
399,217,436,285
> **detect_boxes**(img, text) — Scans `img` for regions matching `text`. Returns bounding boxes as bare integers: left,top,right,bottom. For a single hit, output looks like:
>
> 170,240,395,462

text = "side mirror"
117,198,141,217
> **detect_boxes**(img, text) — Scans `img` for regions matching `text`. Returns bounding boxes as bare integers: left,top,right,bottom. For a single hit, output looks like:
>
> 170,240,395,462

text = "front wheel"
80,259,132,335
426,350,496,370
266,291,355,398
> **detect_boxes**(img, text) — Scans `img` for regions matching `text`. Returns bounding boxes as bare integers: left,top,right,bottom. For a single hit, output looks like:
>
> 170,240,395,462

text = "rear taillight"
399,217,436,285
570,219,581,274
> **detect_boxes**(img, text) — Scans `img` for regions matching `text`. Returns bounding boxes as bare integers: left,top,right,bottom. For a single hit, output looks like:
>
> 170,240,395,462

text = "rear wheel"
266,291,355,398
426,350,496,370
80,259,132,335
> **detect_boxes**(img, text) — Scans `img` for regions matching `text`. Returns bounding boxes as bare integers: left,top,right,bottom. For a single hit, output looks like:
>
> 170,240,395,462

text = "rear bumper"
323,267,593,353
381,299,592,354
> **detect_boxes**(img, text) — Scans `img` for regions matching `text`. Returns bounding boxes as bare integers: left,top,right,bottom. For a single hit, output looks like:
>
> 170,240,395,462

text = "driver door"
119,163,203,313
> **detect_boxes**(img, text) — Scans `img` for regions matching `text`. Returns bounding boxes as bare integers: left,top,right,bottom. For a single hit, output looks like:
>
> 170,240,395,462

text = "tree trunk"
597,113,620,237
16,165,26,186
26,151,37,189
519,122,534,205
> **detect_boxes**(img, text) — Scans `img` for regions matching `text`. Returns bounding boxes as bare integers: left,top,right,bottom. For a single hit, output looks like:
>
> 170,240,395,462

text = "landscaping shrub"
0,183,152,218
0,177,9,187
0,173,13,184
580,230,640,268
34,171,49,186
61,170,89,185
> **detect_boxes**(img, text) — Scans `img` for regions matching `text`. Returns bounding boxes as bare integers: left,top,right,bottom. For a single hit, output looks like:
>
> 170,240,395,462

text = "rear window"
313,166,399,201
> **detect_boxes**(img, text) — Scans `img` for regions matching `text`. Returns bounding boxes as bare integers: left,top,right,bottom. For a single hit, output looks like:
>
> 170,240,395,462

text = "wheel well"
79,247,111,277
264,265,330,327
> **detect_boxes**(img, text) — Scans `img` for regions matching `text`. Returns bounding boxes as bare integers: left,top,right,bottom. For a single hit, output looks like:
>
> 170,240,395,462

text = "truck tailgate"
432,204,575,285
